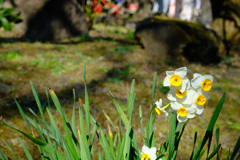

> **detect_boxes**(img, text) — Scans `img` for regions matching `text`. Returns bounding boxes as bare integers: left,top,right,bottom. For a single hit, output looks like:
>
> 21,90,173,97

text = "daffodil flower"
163,67,190,93
191,73,213,92
190,92,208,115
167,85,195,105
184,87,210,115
171,101,196,123
141,145,157,160
155,99,169,121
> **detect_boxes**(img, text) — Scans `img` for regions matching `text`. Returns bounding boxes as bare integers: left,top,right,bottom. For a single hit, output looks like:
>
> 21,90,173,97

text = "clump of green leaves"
53,45,64,51
0,65,239,160
0,0,21,30
158,80,170,94
1,51,20,60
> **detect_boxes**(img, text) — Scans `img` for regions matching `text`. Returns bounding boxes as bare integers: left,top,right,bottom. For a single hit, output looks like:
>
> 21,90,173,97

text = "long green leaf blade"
14,99,31,131
168,112,176,159
193,92,226,159
151,72,157,106
83,63,91,137
207,144,221,160
19,138,33,160
230,136,240,160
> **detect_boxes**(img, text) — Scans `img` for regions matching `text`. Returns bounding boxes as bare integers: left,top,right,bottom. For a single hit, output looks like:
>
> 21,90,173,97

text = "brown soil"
0,24,240,159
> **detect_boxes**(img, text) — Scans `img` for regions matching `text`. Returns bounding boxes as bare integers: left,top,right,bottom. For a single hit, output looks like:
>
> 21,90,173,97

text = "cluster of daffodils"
155,67,213,123
141,67,213,160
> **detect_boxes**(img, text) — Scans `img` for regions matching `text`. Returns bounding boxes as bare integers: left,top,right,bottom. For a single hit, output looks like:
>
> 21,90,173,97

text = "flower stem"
162,103,171,110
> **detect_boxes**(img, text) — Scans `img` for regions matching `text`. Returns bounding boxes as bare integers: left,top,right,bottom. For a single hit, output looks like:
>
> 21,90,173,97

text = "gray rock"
8,0,88,41
135,17,220,66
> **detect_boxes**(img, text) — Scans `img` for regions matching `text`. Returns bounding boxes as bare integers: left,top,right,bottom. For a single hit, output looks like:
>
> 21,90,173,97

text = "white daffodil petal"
177,114,188,123
196,88,203,95
164,67,189,94
179,81,187,93
160,108,169,121
175,67,187,77
163,76,170,86
141,145,157,160
155,99,162,108
187,106,196,113
203,91,210,100
186,80,191,89
191,76,203,89
192,93,199,101
167,90,177,101
141,145,149,153
182,76,190,82
197,89,210,100
196,105,204,115
182,96,193,105
171,102,180,111
182,77,190,90
166,71,175,77
188,88,196,96
203,75,213,82
193,73,202,79
178,96,187,104
187,112,196,118
149,147,157,156
159,99,162,106
150,154,157,160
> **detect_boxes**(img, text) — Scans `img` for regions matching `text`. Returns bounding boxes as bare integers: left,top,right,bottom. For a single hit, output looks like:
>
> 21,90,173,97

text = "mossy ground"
0,24,240,159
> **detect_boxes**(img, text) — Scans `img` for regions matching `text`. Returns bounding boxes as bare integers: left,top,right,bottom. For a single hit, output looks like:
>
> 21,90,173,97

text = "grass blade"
30,82,46,124
3,119,47,146
71,89,77,143
190,132,197,160
14,99,31,131
83,63,91,138
207,144,221,160
78,129,89,160
19,138,33,160
0,149,9,160
230,136,240,160
3,141,18,159
128,79,135,123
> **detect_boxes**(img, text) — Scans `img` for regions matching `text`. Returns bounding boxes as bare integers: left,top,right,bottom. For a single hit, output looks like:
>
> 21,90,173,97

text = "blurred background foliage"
0,0,21,30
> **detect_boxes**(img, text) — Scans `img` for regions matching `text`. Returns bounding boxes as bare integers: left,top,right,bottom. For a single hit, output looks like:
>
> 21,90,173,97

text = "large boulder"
210,0,240,55
4,0,88,41
135,17,220,66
